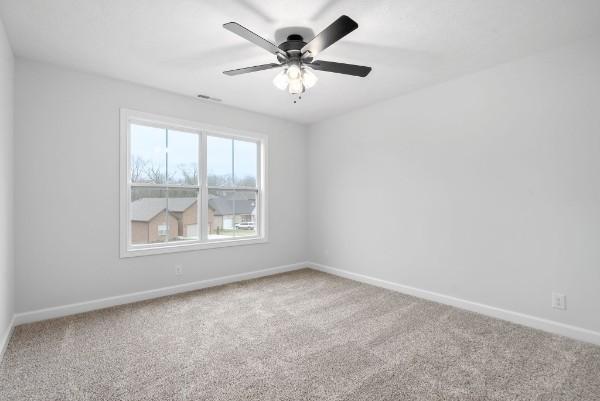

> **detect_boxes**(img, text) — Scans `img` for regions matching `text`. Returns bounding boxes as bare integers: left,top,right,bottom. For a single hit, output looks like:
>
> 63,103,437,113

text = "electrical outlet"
175,265,183,276
552,293,566,310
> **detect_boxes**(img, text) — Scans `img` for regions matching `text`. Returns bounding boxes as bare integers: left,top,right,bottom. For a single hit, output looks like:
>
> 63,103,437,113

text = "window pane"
208,190,257,240
130,187,169,244
207,136,233,187
130,124,166,184
131,187,199,244
233,190,258,237
167,130,198,185
234,140,257,187
166,188,199,241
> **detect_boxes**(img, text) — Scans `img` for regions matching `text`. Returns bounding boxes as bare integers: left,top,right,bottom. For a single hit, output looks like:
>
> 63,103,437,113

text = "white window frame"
120,109,268,258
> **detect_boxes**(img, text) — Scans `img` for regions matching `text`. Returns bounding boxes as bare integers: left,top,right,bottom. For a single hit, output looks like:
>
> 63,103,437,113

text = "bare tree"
144,162,167,184
131,156,148,182
179,164,199,185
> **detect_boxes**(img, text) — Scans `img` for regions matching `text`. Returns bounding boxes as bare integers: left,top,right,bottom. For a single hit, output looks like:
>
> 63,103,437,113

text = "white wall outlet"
552,292,566,310
175,265,183,276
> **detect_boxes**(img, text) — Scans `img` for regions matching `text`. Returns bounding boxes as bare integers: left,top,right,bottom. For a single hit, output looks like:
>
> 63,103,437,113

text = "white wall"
0,17,14,345
10,34,600,341
14,59,307,313
308,36,600,334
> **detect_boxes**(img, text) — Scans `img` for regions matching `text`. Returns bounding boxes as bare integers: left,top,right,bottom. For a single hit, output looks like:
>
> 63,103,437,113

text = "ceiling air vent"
197,94,222,102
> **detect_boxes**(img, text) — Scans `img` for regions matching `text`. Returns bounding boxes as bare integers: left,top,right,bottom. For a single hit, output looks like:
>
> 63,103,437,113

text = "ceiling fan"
222,16,372,96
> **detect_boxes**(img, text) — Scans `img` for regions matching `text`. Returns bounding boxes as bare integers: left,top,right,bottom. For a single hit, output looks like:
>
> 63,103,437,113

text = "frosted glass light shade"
287,64,301,80
302,68,318,89
288,78,304,94
272,70,288,90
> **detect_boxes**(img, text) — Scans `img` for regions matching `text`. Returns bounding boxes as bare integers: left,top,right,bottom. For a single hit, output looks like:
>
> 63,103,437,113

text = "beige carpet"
1,269,599,400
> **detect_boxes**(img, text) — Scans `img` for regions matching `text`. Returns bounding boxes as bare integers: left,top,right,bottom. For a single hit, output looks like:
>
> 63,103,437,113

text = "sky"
131,124,257,185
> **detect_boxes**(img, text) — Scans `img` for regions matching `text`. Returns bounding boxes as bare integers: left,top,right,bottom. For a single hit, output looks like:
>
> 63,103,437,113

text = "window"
207,136,259,240
120,109,267,257
157,225,169,236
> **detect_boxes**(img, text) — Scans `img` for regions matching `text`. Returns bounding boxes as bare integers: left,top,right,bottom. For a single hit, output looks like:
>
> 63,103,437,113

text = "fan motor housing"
277,34,307,62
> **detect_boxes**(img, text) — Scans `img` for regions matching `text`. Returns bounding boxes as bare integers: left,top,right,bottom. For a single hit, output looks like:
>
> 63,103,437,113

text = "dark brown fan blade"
305,60,371,77
301,16,358,58
223,63,282,76
223,22,287,59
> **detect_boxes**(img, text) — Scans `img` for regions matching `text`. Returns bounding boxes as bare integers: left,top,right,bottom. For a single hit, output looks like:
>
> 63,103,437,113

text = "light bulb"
288,78,304,95
302,68,318,89
272,70,288,90
287,64,301,80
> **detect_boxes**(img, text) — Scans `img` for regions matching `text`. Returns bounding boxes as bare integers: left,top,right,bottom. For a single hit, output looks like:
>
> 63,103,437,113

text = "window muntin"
121,110,266,257
207,189,258,239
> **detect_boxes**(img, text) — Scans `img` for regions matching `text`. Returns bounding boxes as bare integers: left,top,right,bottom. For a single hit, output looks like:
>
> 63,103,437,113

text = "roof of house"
130,197,197,222
208,198,256,216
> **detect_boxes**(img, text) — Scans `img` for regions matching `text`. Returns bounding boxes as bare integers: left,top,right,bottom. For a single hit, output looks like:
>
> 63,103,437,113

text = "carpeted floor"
1,269,599,400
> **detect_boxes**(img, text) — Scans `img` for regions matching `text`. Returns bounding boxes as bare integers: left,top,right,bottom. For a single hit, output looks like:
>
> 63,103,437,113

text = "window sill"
120,236,268,258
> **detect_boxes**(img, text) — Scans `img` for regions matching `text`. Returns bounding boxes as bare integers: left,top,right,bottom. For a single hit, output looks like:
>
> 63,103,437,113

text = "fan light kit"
223,16,371,98
272,63,318,94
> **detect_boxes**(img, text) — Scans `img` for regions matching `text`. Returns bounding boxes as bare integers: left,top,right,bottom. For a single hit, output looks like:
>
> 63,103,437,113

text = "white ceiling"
1,0,600,124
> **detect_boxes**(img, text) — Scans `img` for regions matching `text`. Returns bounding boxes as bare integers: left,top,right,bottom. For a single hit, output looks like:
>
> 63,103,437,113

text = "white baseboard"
14,262,308,326
309,262,600,346
13,261,600,346
0,315,15,362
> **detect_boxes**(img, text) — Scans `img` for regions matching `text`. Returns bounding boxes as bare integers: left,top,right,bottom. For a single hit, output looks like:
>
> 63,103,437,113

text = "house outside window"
120,109,268,257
